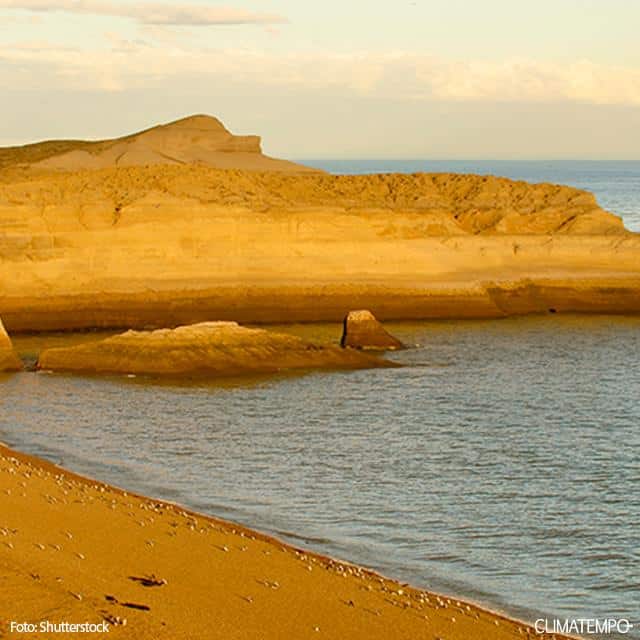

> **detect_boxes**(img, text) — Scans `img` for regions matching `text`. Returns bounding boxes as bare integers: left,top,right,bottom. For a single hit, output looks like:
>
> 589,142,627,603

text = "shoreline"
0,441,579,639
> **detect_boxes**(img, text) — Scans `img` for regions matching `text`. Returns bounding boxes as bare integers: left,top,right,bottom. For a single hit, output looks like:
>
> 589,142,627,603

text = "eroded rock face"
0,117,637,332
0,317,22,371
341,310,405,351
36,321,395,377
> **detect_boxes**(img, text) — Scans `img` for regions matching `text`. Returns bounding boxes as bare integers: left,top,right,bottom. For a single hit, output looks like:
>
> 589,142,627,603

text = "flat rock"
0,317,22,371
341,310,405,350
36,321,395,377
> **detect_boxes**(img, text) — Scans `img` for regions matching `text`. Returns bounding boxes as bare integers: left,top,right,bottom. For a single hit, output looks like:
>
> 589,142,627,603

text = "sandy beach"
2,0,638,630
0,442,574,640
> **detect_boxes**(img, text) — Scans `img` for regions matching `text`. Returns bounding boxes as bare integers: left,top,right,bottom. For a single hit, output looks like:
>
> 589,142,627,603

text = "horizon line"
292,156,640,163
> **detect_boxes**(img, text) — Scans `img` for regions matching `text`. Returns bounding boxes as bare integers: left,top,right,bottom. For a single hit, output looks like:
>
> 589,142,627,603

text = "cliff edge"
0,117,638,331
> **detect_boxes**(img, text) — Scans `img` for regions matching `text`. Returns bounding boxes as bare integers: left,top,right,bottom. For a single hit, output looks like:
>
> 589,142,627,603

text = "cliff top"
0,116,629,235
0,115,319,174
0,164,626,235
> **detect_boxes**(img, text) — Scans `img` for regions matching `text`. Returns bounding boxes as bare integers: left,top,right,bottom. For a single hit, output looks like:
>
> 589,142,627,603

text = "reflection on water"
2,315,640,637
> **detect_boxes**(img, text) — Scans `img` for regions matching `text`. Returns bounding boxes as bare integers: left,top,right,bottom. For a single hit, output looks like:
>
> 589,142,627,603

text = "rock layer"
1,117,639,331
36,322,393,377
0,317,22,371
341,310,405,350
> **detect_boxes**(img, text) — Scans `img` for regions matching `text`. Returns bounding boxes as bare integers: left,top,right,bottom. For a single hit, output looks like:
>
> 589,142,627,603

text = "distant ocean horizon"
299,159,640,232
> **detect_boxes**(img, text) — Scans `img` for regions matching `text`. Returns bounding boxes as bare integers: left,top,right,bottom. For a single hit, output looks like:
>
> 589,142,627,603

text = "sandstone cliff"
0,115,319,174
0,117,638,331
37,322,392,377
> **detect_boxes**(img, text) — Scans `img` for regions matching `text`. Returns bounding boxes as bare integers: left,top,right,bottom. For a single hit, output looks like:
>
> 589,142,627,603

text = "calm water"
301,159,640,232
2,316,639,637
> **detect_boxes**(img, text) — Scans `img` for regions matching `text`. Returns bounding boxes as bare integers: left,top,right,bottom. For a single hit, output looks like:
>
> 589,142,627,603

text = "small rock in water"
340,310,405,351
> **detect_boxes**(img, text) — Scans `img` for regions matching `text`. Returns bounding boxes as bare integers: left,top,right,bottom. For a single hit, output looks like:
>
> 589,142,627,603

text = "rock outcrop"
0,317,22,371
0,115,320,174
36,322,394,377
341,310,405,350
0,116,639,331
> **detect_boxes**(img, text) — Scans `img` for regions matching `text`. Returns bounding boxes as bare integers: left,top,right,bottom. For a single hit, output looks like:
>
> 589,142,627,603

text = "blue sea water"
301,159,640,232
3,315,640,639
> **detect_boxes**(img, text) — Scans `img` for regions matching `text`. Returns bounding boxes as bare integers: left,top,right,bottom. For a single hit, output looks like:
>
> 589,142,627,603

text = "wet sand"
0,443,575,640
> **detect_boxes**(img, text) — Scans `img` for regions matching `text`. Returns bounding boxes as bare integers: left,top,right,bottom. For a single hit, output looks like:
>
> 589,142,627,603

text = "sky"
1,0,639,158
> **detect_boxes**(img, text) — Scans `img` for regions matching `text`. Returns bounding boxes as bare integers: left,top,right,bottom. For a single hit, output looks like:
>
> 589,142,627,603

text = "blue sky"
1,0,639,158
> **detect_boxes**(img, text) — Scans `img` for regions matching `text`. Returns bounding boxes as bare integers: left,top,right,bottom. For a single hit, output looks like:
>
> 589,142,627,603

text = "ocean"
3,316,639,639
1,161,639,638
301,159,640,232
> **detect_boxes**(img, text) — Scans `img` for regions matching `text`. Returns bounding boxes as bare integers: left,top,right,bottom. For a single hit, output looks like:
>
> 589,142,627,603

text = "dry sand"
0,444,574,640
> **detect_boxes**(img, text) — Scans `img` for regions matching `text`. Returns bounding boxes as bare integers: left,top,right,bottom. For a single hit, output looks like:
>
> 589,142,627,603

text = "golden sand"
0,444,573,640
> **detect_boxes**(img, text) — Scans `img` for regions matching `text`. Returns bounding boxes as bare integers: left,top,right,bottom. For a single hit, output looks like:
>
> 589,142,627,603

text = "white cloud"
0,11,42,22
0,0,285,25
425,58,640,105
1,38,639,106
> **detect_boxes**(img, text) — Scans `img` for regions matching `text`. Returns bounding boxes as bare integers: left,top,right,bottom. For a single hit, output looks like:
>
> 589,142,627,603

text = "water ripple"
2,314,639,638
